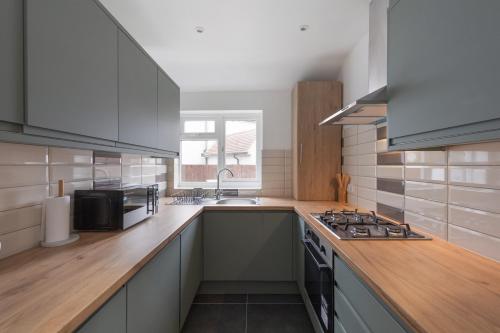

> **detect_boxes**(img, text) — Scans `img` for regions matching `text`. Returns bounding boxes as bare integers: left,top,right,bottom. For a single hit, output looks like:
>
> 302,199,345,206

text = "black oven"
74,184,159,231
303,228,334,333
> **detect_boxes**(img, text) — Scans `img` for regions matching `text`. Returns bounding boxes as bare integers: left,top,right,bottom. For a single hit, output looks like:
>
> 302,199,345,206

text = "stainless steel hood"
320,0,388,126
318,86,387,126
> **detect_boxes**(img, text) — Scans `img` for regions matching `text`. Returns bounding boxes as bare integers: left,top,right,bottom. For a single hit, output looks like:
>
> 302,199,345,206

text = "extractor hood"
320,0,388,126
318,85,387,125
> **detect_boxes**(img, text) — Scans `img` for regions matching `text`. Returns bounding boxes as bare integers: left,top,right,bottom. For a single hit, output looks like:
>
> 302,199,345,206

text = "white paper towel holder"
40,180,80,248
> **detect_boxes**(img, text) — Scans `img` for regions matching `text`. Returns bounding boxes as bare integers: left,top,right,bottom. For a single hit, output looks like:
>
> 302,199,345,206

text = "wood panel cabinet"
118,31,158,148
25,0,119,140
158,70,180,152
387,0,500,150
77,287,126,333
203,211,293,281
0,0,23,124
292,81,342,201
180,215,203,328
127,236,180,333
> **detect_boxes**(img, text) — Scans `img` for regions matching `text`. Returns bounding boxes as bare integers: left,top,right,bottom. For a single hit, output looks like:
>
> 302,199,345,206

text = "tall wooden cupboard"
292,81,342,200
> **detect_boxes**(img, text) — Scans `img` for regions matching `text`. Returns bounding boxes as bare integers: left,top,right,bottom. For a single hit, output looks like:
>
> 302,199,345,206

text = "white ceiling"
99,0,369,92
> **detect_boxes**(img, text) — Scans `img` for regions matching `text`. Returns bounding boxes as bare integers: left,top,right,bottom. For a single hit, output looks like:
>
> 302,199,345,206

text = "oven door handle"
302,239,329,270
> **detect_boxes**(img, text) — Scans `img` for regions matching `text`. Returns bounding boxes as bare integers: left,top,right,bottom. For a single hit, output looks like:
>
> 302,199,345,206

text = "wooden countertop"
0,198,499,333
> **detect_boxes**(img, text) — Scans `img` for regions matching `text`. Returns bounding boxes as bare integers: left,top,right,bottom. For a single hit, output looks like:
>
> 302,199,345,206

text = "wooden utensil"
337,173,350,204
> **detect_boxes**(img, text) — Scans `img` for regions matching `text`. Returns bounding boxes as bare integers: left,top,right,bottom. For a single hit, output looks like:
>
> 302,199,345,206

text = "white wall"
181,91,292,150
337,33,369,106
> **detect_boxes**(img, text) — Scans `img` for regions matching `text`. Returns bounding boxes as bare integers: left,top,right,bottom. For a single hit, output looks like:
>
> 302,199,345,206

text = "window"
178,110,262,189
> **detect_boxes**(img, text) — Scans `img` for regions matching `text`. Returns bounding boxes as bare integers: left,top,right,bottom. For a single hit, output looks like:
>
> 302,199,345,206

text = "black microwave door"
74,193,114,230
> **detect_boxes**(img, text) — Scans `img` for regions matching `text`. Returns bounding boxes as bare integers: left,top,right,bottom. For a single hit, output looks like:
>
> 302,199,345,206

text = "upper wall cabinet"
387,0,500,150
118,31,158,149
158,70,180,152
0,0,23,124
25,0,119,141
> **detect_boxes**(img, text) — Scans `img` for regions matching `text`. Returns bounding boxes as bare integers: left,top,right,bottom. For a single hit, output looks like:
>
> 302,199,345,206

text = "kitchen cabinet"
118,31,158,148
180,215,203,329
77,287,126,333
334,256,409,333
0,0,23,124
203,211,293,281
158,70,180,152
387,0,500,150
127,236,180,333
25,0,119,140
294,216,305,294
292,81,342,200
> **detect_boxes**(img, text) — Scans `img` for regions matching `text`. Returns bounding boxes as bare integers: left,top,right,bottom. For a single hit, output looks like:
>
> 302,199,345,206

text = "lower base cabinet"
334,256,409,333
127,236,181,333
203,211,293,281
295,216,305,294
180,216,203,328
77,287,126,333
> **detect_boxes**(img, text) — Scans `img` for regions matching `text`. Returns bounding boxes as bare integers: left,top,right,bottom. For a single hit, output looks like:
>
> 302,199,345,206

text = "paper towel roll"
43,196,71,244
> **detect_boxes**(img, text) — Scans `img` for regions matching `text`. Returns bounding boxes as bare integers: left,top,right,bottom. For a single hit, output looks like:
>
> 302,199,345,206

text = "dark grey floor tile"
247,304,315,333
182,304,246,333
193,294,247,304
247,294,303,304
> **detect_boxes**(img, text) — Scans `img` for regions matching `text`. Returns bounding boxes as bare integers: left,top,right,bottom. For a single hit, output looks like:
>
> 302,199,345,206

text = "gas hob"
311,210,431,240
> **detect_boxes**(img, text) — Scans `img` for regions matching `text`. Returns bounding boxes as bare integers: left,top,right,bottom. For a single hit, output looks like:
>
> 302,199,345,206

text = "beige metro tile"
449,205,500,238
448,225,500,262
448,185,500,214
448,141,500,165
0,166,48,188
0,205,42,235
0,142,47,165
405,196,447,222
448,166,500,189
405,211,447,239
405,151,446,165
405,181,447,203
0,225,41,259
49,147,92,165
405,166,446,184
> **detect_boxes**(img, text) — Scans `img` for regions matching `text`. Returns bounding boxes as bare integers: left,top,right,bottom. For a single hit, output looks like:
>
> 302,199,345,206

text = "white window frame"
178,110,263,189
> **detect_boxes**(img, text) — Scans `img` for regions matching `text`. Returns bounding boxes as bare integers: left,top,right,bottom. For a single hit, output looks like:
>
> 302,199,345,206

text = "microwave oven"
74,184,159,230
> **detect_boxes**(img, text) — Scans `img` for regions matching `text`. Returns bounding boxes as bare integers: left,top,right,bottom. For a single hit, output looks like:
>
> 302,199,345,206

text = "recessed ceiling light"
195,26,205,34
299,25,309,32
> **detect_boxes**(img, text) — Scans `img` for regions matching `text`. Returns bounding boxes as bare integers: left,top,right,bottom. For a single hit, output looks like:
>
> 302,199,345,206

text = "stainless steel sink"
215,198,258,205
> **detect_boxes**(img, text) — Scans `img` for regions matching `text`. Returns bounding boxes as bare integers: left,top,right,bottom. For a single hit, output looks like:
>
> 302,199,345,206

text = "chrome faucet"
215,168,234,200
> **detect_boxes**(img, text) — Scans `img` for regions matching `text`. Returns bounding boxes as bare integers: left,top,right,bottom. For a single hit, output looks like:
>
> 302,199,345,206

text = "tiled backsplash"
343,125,500,262
0,142,168,259
166,149,292,198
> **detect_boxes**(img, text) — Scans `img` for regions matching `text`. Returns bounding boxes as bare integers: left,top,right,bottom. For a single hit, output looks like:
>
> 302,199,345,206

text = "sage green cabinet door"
334,256,408,333
157,70,180,152
77,287,126,333
118,31,158,148
127,237,180,333
180,216,203,328
0,0,23,124
294,216,305,293
388,0,500,149
203,211,293,281
25,0,118,140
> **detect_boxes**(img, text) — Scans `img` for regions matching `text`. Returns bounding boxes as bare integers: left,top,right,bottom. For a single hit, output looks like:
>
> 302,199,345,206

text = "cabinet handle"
300,143,303,164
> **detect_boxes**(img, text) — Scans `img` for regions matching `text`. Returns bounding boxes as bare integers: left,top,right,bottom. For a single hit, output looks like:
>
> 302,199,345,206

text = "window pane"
184,120,215,133
224,120,257,179
181,140,218,182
